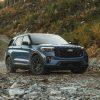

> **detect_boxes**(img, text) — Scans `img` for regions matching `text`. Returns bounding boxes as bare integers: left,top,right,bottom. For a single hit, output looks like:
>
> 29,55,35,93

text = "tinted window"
22,36,30,44
31,34,68,45
15,37,23,46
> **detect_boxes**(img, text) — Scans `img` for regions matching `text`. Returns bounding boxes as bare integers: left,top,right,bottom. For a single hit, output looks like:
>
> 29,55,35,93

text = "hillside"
0,35,8,60
0,0,100,49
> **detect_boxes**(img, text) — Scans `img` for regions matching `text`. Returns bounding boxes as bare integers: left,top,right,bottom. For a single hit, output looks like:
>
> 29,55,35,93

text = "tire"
31,55,44,75
71,67,87,74
6,57,16,73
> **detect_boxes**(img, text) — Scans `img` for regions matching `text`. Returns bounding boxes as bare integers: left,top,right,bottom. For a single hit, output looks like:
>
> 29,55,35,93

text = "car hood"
32,44,83,49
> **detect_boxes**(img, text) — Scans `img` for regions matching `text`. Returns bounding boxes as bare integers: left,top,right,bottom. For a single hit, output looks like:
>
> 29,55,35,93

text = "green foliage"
0,0,100,47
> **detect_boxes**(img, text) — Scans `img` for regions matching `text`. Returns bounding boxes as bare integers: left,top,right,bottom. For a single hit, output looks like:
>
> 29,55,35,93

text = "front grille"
55,47,83,58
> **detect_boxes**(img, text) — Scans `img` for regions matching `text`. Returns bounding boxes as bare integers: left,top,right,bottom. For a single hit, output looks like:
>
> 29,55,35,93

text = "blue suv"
5,33,88,75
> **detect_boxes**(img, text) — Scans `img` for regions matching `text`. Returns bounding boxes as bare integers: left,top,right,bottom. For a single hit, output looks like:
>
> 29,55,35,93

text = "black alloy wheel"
31,55,44,75
6,57,16,73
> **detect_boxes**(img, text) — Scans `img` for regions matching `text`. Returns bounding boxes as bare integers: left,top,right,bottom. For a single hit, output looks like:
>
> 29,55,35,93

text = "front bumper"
43,56,88,70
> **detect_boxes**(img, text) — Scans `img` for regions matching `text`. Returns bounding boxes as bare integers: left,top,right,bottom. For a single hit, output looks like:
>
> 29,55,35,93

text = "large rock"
8,88,25,98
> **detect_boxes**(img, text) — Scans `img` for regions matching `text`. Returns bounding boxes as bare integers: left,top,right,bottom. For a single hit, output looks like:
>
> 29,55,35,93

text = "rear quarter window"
15,37,23,46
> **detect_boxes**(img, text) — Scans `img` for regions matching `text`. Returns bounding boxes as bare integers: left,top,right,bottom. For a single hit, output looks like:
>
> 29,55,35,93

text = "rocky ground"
0,60,100,100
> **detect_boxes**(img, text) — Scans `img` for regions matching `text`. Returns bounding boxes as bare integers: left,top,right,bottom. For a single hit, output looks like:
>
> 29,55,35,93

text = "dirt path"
0,61,6,73
0,35,9,61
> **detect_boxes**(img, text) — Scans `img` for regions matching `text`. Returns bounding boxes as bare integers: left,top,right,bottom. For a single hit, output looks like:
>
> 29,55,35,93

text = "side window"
15,37,23,46
22,36,31,44
8,39,14,46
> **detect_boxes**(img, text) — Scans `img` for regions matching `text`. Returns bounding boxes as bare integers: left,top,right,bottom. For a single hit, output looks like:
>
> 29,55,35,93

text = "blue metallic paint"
5,33,88,71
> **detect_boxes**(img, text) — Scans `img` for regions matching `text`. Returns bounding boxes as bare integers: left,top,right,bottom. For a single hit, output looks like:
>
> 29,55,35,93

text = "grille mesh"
55,47,83,58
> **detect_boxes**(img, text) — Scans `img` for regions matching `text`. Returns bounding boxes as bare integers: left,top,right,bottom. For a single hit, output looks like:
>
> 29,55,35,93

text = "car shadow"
14,69,72,76
50,70,71,75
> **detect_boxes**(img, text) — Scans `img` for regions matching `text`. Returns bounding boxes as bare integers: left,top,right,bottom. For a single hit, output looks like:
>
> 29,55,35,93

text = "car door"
12,36,24,65
21,35,31,65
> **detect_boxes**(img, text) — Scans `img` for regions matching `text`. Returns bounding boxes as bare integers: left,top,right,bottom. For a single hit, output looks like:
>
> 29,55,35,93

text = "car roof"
13,33,57,39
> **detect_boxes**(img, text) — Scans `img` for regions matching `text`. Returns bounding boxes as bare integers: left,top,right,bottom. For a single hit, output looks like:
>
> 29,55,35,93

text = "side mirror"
22,41,29,46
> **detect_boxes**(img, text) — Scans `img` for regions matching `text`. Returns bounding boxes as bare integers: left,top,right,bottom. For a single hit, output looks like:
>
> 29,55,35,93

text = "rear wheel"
6,57,16,73
31,55,44,75
71,67,87,74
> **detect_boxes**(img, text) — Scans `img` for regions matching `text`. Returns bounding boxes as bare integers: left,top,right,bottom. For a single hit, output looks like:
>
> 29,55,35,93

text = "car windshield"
31,34,68,45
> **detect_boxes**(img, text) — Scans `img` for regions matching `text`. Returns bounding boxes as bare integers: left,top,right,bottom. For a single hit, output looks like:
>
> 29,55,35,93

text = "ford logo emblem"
67,49,73,52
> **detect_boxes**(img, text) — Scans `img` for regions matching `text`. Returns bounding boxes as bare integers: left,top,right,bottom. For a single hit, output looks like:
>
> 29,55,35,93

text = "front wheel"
31,55,44,75
6,57,16,73
71,67,87,74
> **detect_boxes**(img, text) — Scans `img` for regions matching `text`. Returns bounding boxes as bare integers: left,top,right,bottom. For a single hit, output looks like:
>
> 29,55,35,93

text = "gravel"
0,58,100,100
0,70,100,100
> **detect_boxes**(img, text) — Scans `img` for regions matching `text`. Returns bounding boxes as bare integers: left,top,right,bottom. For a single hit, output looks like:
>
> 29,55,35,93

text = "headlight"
41,47,54,52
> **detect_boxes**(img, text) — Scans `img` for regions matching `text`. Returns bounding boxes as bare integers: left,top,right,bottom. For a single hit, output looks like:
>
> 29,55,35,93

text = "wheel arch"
31,52,45,63
5,54,13,63
5,55,10,61
31,52,41,59
31,52,39,58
